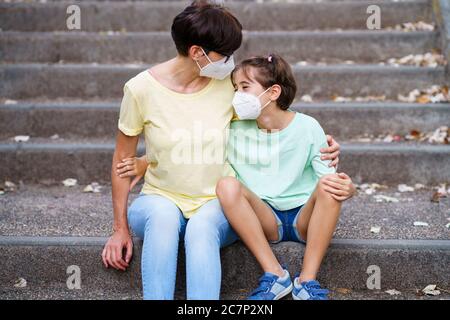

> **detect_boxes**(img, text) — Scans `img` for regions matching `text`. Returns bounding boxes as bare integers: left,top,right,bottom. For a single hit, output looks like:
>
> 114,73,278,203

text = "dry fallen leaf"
427,126,449,144
413,221,429,227
14,135,30,142
4,99,18,105
390,21,435,32
354,126,448,145
357,183,387,195
14,278,27,288
5,181,17,191
383,134,394,143
1,181,17,194
335,288,352,295
387,52,446,67
332,95,386,103
431,184,448,203
422,284,441,296
417,95,431,103
431,191,442,203
373,195,399,203
83,182,102,193
62,178,78,187
437,184,448,194
406,129,422,140
398,184,414,192
385,289,401,296
399,85,450,104
370,226,381,234
300,94,313,102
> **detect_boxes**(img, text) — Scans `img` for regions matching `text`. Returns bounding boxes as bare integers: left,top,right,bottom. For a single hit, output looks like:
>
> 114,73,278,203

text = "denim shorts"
264,201,307,244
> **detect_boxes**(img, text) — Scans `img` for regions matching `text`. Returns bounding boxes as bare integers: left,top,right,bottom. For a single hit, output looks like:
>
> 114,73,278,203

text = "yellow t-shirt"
118,70,236,218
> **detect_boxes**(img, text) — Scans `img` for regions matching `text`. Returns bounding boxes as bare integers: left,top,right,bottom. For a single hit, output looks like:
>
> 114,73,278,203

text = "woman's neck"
150,55,211,93
256,104,295,132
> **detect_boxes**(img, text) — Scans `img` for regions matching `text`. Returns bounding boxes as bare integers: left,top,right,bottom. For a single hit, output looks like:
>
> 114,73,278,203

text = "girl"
214,54,357,300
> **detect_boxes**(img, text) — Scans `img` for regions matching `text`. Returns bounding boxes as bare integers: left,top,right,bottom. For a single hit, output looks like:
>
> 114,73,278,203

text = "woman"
101,1,341,300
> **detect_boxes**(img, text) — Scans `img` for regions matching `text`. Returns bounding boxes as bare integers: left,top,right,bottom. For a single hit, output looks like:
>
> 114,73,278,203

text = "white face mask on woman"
196,48,235,80
232,87,272,120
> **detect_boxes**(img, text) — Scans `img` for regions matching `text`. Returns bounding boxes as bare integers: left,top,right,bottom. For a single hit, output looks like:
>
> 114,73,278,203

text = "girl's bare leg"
296,175,342,283
216,176,284,277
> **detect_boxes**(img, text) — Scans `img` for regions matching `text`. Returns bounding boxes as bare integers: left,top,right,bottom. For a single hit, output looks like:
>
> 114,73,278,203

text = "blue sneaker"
292,277,329,300
247,269,293,300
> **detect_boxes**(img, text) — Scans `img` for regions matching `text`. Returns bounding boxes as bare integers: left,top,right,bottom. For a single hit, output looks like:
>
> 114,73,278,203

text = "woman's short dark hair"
231,54,297,110
171,0,243,57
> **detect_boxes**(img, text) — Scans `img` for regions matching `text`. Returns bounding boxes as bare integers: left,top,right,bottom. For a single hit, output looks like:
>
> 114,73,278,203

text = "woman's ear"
189,45,204,62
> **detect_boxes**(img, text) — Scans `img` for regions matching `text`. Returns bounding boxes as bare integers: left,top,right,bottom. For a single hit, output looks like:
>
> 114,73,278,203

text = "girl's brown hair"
231,54,297,110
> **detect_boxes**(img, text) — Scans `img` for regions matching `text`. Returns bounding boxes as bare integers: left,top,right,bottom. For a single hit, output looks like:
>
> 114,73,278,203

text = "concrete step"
0,30,439,64
2,101,449,140
1,287,449,300
1,185,449,298
1,184,449,240
0,1,433,32
0,64,445,100
1,236,449,296
0,185,449,296
1,138,450,184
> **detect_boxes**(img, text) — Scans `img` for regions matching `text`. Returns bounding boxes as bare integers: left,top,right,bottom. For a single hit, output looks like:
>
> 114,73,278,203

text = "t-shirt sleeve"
309,118,336,178
117,84,144,136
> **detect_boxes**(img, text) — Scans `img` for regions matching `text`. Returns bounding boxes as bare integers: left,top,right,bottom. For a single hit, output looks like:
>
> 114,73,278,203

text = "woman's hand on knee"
319,172,356,202
102,228,133,271
116,156,148,191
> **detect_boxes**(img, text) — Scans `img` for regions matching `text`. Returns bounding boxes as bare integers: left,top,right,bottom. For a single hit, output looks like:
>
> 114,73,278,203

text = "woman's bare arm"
102,129,139,271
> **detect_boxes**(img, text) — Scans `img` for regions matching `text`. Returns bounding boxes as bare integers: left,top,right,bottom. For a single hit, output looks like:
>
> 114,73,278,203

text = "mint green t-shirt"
228,112,336,210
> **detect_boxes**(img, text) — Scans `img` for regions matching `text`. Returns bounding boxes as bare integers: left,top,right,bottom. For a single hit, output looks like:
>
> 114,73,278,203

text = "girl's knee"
215,176,242,203
317,174,339,199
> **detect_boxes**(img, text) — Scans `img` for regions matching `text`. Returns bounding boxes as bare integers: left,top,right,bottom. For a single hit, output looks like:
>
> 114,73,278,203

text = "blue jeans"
127,193,238,300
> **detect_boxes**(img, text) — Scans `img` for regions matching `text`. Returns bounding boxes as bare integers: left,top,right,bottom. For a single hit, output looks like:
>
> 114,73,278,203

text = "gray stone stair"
0,185,449,299
0,64,445,100
1,138,449,184
2,185,448,240
0,30,439,64
0,0,433,32
2,101,449,139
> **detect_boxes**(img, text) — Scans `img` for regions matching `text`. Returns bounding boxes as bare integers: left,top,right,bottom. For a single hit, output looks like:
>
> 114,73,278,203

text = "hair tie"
267,55,273,63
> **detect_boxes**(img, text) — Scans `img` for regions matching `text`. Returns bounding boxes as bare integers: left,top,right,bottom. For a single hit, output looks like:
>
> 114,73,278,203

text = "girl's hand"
321,172,357,201
116,156,148,191
320,135,340,168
